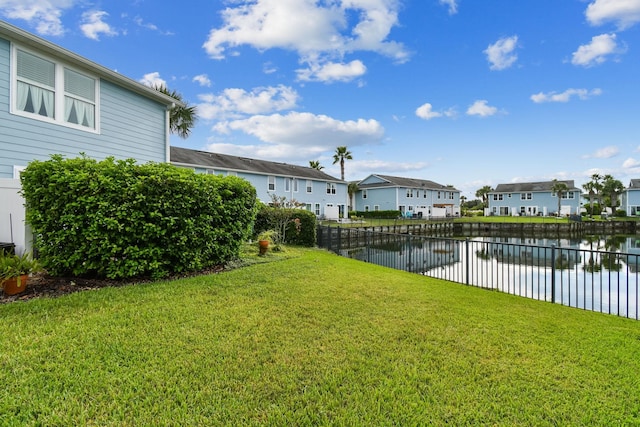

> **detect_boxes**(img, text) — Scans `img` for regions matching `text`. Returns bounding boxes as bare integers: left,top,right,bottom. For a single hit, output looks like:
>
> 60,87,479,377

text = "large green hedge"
20,155,257,279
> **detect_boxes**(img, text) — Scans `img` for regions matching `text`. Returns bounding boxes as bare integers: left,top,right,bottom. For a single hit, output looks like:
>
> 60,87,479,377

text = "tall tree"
154,85,197,139
309,160,324,170
551,179,570,216
475,185,493,208
582,181,597,218
602,175,625,212
347,182,359,211
332,146,353,181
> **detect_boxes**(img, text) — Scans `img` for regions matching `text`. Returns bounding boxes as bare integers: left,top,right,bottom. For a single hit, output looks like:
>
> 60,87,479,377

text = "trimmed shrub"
20,155,257,279
254,205,316,247
349,210,401,219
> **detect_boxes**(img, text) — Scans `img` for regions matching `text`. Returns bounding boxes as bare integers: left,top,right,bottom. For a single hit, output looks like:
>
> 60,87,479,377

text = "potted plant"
257,230,277,255
1,251,41,296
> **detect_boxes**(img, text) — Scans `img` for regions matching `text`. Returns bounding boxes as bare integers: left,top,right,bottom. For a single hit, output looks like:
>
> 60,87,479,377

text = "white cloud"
586,0,640,29
202,0,408,84
415,103,442,120
623,157,640,168
139,72,166,88
192,74,212,87
297,59,367,83
197,85,299,120
582,145,619,159
530,88,603,103
439,0,458,15
212,111,384,148
484,35,518,70
80,10,118,40
0,0,75,36
466,100,498,117
571,33,621,67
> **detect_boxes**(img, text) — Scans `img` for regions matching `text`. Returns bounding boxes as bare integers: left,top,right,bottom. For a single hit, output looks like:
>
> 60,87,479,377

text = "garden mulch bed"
1,266,225,304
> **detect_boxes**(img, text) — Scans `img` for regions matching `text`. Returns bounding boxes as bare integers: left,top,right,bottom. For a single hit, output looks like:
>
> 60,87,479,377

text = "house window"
326,183,336,194
227,171,237,176
293,178,298,193
424,191,427,198
450,192,454,200
493,194,503,201
305,203,312,211
364,205,370,212
437,191,441,199
306,180,313,193
374,205,379,211
362,190,368,199
207,169,215,174
285,178,291,192
314,203,321,216
521,193,532,200
268,176,276,191
14,47,98,131
406,189,413,198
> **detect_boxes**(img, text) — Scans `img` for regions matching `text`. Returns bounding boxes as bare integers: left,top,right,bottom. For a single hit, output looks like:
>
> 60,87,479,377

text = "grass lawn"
2,247,640,425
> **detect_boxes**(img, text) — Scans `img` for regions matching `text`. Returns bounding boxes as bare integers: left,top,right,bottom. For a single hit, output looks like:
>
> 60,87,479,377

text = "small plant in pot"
257,230,278,255
0,251,41,296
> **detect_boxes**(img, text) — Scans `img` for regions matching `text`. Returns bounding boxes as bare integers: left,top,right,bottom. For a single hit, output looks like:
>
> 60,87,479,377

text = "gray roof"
629,179,640,189
170,146,343,182
358,174,458,191
0,20,178,107
493,180,579,193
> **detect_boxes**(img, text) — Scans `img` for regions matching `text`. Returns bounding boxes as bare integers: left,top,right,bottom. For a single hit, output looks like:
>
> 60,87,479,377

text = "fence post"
337,226,342,253
465,238,470,285
551,244,556,303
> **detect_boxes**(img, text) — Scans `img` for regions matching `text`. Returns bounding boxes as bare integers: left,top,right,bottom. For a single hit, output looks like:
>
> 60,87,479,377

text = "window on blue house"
14,47,98,131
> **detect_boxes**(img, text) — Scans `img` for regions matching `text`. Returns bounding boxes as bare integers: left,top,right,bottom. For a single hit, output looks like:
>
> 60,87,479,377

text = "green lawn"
2,248,640,425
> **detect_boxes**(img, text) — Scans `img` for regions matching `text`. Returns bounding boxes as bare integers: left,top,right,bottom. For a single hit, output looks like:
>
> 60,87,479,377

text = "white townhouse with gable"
354,174,461,218
0,20,177,254
170,147,348,219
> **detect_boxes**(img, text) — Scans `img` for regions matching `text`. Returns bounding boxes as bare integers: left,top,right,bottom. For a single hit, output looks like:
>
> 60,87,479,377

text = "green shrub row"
349,210,401,219
20,155,258,279
254,206,316,246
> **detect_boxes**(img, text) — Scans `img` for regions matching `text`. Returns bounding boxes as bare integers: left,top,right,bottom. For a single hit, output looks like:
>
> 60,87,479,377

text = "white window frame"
314,203,321,216
362,189,368,199
293,178,298,193
11,45,100,133
268,176,276,191
374,205,379,211
285,177,291,193
326,183,336,195
306,180,313,193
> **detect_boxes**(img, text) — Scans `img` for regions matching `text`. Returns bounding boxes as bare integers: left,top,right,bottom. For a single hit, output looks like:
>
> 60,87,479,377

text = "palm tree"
602,175,625,213
582,181,597,218
347,182,359,212
551,179,570,216
475,185,493,208
154,85,197,139
332,146,353,181
309,160,324,170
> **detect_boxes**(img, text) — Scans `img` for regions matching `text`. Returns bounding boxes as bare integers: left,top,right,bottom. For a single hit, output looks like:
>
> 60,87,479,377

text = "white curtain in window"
16,81,29,111
17,82,54,118
65,97,95,128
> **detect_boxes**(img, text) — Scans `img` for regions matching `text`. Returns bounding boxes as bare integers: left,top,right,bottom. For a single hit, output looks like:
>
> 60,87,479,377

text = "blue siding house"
171,147,348,219
620,179,640,216
354,174,461,218
487,180,581,216
0,20,177,254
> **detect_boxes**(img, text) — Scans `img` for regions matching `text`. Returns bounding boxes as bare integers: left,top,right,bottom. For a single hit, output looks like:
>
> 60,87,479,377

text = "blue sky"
2,0,640,198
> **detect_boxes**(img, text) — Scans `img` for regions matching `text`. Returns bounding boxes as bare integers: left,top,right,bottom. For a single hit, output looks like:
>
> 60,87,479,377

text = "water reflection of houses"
621,237,640,273
342,238,460,273
481,237,581,269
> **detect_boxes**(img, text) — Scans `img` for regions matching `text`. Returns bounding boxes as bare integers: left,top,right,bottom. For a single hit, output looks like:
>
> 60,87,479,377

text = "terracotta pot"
3,274,29,296
258,240,269,255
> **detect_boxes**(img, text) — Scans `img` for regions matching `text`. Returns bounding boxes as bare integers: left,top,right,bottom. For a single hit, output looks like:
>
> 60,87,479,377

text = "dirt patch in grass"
1,266,225,304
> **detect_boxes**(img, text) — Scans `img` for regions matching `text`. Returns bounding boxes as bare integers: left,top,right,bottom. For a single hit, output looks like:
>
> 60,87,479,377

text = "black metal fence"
317,226,640,320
